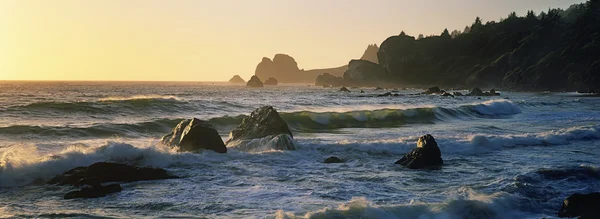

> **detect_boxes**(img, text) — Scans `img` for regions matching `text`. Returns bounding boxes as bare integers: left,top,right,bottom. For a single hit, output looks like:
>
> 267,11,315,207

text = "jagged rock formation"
254,45,377,83
229,75,245,83
360,44,379,64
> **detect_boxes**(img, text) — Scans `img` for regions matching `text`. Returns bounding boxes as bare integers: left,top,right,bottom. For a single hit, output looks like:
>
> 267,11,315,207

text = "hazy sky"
0,0,586,81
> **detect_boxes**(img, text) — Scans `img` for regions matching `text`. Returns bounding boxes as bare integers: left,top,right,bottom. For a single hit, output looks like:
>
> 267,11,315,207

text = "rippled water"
0,81,599,218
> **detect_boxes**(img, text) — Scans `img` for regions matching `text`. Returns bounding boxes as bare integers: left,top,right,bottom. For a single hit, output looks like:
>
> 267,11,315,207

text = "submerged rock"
226,106,295,151
48,162,176,186
64,184,122,199
324,156,343,163
558,192,600,218
228,75,245,83
395,134,443,169
161,118,227,153
339,87,351,92
246,76,264,87
264,77,278,86
378,92,392,97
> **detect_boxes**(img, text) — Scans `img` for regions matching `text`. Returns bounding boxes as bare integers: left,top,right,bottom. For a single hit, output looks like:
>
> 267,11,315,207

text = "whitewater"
0,81,599,218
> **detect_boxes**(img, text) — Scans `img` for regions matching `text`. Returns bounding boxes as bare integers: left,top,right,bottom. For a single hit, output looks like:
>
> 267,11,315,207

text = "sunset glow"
1,0,585,81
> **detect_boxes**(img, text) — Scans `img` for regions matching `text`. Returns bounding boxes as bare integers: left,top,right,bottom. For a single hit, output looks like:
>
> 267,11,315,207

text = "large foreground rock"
246,76,264,87
226,106,295,151
228,75,245,83
48,162,176,186
395,134,443,169
161,118,227,153
264,77,278,86
558,192,600,218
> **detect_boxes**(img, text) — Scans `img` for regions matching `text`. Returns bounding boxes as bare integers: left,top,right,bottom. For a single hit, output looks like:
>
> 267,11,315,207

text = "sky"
0,0,586,81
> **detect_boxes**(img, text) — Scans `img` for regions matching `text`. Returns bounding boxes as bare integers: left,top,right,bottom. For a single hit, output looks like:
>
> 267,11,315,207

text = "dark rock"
161,118,226,153
228,75,245,83
378,92,392,97
315,73,344,87
467,87,484,96
453,92,464,96
264,77,278,86
423,86,443,94
558,193,600,218
360,90,365,93
226,106,294,146
339,87,350,92
64,184,122,199
324,156,343,163
246,76,264,87
48,162,176,186
374,87,384,90
343,60,388,86
395,134,443,169
391,90,399,93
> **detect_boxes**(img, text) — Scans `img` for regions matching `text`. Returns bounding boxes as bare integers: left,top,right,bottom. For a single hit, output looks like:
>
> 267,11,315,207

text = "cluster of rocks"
419,86,500,97
49,162,177,199
49,105,297,199
243,75,280,87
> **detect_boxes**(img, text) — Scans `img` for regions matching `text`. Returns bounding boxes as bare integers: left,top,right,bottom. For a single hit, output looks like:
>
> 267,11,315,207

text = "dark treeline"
376,0,600,92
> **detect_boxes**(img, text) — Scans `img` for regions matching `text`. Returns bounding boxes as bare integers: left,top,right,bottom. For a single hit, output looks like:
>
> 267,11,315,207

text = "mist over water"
0,82,599,218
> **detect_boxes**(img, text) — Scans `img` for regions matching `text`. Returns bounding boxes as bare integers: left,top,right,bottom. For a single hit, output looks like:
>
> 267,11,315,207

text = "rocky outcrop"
255,57,278,81
343,60,388,87
324,156,343,163
558,193,600,218
467,87,500,96
315,73,344,87
48,162,176,186
228,75,245,83
395,134,443,169
161,118,227,153
264,77,278,86
246,76,264,87
226,106,295,151
49,162,176,199
64,184,122,199
360,44,380,64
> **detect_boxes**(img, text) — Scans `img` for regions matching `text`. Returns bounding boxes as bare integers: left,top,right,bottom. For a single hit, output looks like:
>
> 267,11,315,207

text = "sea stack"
246,76,264,87
229,75,245,83
395,134,443,169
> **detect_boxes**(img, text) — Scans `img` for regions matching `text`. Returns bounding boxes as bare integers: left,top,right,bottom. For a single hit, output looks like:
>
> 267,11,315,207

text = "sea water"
0,81,598,218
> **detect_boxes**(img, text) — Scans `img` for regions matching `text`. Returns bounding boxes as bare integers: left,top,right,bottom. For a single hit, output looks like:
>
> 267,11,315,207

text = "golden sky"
0,0,585,81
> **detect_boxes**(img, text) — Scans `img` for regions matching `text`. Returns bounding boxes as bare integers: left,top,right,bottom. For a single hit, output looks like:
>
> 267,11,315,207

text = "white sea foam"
274,189,524,219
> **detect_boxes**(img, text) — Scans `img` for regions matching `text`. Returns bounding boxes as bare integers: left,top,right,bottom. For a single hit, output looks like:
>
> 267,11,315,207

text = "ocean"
0,81,599,218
